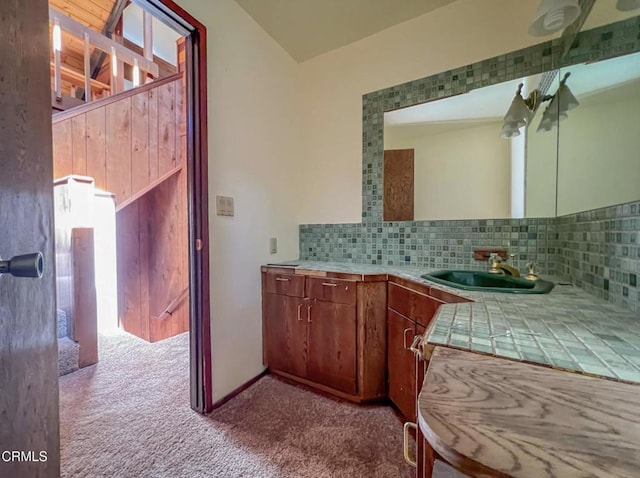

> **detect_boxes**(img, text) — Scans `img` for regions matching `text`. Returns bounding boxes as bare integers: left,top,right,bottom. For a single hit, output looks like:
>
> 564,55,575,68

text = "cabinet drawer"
307,276,357,305
388,282,444,328
264,272,306,297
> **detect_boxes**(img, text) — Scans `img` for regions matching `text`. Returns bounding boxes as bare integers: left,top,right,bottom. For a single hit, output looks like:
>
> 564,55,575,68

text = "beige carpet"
59,330,463,477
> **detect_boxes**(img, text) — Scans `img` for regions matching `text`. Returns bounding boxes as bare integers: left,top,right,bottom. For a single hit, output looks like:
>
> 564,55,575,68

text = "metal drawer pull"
307,305,312,323
403,422,417,467
409,334,423,359
321,282,338,287
275,277,290,282
403,328,413,349
297,304,303,321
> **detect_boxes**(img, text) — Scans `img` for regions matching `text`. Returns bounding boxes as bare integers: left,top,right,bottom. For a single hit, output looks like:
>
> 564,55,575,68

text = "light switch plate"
216,195,234,216
269,237,277,254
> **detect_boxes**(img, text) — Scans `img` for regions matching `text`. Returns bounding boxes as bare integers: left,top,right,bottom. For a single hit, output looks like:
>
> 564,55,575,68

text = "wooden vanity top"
418,346,640,478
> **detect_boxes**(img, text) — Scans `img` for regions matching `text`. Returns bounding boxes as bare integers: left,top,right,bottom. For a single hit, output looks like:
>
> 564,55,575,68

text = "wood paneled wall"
52,74,184,206
117,172,189,342
52,74,188,343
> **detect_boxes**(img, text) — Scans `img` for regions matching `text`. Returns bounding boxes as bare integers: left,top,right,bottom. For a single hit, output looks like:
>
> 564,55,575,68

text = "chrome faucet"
487,253,520,277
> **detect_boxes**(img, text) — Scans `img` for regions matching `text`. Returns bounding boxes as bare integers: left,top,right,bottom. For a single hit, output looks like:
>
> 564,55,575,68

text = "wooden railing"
52,73,184,208
154,287,189,321
49,7,159,103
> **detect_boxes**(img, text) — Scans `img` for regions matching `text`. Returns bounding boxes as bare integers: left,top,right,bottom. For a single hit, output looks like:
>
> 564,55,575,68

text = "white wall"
174,0,302,402
297,0,551,224
525,120,558,217
557,80,640,216
384,121,511,220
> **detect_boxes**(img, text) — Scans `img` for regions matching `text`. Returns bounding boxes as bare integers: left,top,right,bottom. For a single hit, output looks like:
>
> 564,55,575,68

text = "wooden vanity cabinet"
262,268,387,402
387,309,418,420
263,293,308,379
387,280,441,421
307,300,357,394
387,277,469,421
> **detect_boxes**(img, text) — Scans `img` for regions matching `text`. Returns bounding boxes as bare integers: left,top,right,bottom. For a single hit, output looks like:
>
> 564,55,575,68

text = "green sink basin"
421,270,554,294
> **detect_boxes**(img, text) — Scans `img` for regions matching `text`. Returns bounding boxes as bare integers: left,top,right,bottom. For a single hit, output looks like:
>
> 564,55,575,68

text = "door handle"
409,334,423,360
0,252,43,278
403,328,413,349
403,422,417,467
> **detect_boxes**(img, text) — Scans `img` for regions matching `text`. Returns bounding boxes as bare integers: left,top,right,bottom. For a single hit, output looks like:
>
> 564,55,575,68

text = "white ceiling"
234,0,458,62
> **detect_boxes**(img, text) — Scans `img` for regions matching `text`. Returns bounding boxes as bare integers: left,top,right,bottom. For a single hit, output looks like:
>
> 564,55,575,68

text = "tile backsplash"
556,201,640,314
300,199,640,315
300,217,557,275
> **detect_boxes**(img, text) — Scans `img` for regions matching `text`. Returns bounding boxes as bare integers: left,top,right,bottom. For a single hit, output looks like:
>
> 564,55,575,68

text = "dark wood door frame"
140,0,212,413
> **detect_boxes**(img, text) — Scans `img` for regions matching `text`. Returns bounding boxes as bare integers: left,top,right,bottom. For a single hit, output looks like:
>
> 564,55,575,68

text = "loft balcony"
49,1,181,112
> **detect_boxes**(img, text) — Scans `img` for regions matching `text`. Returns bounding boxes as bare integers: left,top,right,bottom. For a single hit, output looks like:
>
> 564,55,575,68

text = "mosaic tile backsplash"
556,201,640,314
299,199,640,316
300,217,557,275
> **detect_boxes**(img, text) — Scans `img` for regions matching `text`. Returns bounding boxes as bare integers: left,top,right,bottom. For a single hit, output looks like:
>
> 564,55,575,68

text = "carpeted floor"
59,330,462,478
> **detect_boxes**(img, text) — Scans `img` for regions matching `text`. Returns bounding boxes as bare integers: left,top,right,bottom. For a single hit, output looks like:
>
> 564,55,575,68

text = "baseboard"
210,369,268,410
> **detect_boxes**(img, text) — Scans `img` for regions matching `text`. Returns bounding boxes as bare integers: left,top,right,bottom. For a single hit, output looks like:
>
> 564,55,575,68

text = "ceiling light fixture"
111,47,118,77
529,0,582,37
133,59,140,87
53,19,62,53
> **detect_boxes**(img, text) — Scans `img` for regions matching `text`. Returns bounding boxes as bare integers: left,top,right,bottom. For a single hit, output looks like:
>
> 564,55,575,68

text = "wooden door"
264,294,307,378
387,309,417,421
0,0,60,476
383,149,414,221
307,300,357,394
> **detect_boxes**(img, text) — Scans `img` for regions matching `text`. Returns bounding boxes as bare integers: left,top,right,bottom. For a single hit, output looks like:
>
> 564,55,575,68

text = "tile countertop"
264,260,640,384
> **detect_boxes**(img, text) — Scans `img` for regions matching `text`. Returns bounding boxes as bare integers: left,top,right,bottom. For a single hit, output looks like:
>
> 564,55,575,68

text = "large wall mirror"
382,5,640,221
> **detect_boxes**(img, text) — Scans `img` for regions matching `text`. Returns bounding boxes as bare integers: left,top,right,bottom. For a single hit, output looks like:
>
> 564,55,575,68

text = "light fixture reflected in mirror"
529,0,581,36
537,72,578,132
501,83,539,138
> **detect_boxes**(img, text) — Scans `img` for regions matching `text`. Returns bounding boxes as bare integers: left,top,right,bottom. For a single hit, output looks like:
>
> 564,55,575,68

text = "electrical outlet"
269,237,277,254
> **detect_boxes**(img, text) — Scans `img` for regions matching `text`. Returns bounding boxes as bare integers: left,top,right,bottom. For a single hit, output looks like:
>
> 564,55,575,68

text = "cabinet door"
264,294,307,378
307,300,357,394
387,309,417,420
388,282,443,328
417,353,435,478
